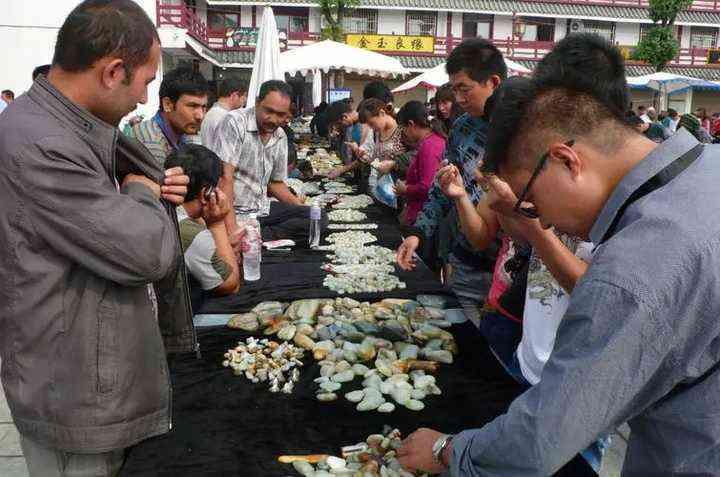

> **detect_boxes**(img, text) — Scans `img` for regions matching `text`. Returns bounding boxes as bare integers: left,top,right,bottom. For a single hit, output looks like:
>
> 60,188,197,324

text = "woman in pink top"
394,101,447,225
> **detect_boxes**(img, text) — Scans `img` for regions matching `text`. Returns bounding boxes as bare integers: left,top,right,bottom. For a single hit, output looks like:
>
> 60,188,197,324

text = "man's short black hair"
159,67,209,104
326,99,353,125
484,79,634,175
258,80,293,102
533,33,629,119
446,38,508,84
363,81,393,104
164,144,222,202
667,108,678,118
32,65,51,81
2,90,14,100
52,0,159,78
217,78,248,98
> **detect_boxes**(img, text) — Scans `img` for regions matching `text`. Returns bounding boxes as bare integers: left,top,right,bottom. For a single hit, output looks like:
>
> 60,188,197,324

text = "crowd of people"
1,1,719,477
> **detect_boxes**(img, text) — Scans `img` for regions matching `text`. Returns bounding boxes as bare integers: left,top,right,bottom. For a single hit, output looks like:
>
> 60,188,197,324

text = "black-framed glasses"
514,140,575,219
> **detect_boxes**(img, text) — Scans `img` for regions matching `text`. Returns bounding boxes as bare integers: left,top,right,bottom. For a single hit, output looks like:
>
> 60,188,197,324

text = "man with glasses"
396,38,507,326
398,36,720,476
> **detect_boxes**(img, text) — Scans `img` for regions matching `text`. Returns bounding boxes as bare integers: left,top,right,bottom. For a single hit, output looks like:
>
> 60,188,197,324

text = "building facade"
2,0,719,115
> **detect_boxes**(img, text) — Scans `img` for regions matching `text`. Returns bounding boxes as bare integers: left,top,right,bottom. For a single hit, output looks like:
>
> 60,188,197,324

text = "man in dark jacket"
0,1,193,475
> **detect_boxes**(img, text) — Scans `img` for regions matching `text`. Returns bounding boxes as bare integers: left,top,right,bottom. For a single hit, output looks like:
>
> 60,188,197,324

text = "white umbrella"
312,70,323,107
392,59,532,94
626,72,715,94
281,40,408,78
246,6,284,109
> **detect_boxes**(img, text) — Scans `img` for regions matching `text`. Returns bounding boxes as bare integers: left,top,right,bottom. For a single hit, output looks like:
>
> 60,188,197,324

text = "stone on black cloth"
119,323,594,476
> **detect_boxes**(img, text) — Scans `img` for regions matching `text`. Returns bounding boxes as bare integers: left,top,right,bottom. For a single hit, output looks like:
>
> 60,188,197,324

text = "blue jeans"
478,310,523,376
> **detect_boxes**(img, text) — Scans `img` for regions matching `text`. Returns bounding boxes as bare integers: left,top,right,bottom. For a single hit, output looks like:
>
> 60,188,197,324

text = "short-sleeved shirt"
200,102,231,147
517,235,593,385
176,206,231,291
208,107,288,216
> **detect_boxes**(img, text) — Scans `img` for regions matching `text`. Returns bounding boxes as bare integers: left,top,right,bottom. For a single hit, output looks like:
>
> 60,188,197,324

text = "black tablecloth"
121,323,593,476
197,202,456,314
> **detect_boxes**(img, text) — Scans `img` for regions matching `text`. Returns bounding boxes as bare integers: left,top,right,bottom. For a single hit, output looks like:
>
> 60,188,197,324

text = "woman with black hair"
395,101,446,225
433,83,463,136
310,101,329,138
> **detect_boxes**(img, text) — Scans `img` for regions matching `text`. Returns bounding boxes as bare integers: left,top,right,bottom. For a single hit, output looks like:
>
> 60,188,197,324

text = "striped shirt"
207,107,288,217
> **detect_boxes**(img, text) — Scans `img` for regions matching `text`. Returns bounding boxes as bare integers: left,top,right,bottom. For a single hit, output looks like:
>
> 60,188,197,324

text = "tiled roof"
398,55,445,70
515,58,720,80
207,0,720,25
216,50,256,65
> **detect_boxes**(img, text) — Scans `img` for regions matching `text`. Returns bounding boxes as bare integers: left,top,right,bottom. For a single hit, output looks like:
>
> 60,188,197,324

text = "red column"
446,12,453,54
252,6,257,28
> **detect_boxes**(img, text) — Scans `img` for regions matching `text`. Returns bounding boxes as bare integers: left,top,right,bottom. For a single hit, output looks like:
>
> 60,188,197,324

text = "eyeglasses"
514,140,575,219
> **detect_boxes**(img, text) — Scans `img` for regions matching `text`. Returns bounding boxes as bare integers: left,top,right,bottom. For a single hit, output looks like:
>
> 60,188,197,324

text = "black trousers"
259,201,328,244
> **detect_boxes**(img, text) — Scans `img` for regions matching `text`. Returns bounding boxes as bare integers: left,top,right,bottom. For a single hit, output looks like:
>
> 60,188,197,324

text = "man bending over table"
165,144,243,310
210,80,324,243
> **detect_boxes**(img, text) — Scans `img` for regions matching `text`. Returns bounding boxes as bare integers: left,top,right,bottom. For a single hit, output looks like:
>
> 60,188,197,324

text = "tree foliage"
632,26,679,71
633,0,692,71
648,0,693,25
317,0,360,41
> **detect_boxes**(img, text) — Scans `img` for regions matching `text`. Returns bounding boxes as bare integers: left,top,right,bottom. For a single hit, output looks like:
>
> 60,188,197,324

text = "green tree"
317,0,360,42
632,0,692,71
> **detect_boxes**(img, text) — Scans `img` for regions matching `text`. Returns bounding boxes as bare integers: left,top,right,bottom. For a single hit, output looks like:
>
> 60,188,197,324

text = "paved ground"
0,358,628,477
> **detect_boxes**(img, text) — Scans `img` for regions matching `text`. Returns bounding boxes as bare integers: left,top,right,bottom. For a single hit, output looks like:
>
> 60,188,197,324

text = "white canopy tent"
246,6,284,108
281,40,409,78
626,71,716,94
392,60,532,94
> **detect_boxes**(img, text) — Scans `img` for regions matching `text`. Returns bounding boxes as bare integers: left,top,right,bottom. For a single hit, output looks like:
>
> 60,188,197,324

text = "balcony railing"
519,0,720,12
156,0,208,45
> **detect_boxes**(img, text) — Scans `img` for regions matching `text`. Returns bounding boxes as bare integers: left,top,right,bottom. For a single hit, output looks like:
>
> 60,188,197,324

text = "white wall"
680,25,691,48
309,7,322,33
437,11,447,37
1,0,163,123
554,18,567,42
378,10,405,35
615,22,639,45
451,12,462,38
240,6,254,28
493,15,513,41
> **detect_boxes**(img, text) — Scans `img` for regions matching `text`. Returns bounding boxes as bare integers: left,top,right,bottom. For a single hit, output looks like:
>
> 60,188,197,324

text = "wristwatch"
432,433,454,466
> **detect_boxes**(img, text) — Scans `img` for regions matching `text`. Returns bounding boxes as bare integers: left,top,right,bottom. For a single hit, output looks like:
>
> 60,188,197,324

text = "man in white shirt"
201,78,247,146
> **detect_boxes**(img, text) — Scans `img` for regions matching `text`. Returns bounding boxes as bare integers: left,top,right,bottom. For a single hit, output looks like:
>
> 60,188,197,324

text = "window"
406,11,437,36
342,9,378,34
519,17,555,42
581,20,615,42
276,15,309,34
639,23,680,42
462,13,493,39
208,9,240,34
690,26,718,48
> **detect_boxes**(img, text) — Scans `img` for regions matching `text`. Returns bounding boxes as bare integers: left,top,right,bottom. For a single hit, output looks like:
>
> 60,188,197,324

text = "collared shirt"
451,130,720,476
129,112,188,166
209,107,287,216
0,98,7,115
200,101,231,147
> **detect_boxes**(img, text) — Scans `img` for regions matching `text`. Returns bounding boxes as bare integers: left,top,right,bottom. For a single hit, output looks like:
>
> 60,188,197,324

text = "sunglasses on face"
513,140,575,219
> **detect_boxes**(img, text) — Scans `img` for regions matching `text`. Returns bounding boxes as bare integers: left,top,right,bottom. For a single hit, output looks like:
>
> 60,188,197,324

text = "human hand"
397,428,447,474
393,180,407,196
201,187,231,226
396,236,420,271
437,165,466,200
346,141,360,155
327,166,344,180
123,173,161,199
486,177,544,244
230,226,247,256
162,167,190,205
376,160,395,175
485,175,520,217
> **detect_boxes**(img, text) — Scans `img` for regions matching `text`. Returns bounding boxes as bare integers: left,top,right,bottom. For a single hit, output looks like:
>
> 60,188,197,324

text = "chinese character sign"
347,34,434,53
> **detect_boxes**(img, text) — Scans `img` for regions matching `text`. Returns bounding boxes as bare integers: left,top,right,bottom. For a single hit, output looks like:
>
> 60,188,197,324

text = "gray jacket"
0,77,195,453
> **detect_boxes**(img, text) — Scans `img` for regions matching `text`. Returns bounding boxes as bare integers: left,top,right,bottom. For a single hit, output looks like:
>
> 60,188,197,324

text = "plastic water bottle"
308,205,321,249
242,215,261,281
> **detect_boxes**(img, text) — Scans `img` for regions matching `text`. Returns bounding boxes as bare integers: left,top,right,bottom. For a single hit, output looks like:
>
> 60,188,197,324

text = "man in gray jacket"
0,1,194,475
